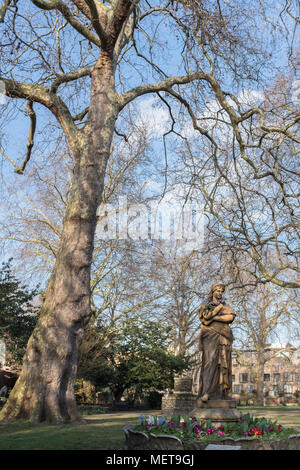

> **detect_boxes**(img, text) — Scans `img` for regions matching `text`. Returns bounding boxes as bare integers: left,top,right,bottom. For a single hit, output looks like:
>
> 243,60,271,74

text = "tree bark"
256,351,265,406
0,51,118,423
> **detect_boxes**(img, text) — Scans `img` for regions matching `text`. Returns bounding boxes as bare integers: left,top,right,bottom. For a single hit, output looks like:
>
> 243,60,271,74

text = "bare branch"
14,101,37,175
31,0,101,46
118,71,209,110
50,65,92,93
0,0,12,22
1,78,81,151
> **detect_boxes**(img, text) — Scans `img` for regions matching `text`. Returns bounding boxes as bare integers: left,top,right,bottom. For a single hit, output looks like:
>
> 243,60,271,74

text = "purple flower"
207,428,215,435
243,430,249,435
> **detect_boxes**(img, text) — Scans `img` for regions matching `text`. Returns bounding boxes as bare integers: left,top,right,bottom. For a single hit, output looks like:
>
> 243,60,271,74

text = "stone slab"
174,376,193,393
205,444,241,450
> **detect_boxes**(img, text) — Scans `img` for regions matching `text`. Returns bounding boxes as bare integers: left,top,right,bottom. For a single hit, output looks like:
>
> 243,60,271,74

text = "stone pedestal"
161,374,196,416
191,398,241,427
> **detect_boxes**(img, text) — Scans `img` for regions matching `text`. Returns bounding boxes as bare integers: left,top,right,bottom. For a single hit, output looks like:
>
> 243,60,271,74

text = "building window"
232,375,235,382
248,385,255,393
295,373,300,382
283,373,293,382
239,373,248,383
264,374,270,381
273,385,280,393
245,352,252,358
284,384,293,394
234,384,241,394
274,373,280,382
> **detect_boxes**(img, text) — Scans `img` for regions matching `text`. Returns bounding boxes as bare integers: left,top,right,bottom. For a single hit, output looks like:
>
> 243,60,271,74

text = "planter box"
123,424,300,450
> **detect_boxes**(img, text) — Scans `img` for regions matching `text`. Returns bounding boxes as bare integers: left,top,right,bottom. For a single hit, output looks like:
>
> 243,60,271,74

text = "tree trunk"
256,354,265,406
0,52,118,423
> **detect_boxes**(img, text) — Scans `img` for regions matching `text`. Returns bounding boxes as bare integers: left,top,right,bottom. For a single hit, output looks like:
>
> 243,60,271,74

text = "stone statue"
198,283,235,403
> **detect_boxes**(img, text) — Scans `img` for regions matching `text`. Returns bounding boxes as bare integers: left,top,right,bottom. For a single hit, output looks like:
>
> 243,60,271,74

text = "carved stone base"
191,399,241,426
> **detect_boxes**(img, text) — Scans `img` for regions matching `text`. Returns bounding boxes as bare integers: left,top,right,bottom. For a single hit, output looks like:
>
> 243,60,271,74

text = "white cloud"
136,96,170,138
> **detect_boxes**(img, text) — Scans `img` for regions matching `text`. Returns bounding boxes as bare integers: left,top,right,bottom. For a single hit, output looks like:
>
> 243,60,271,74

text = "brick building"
231,344,300,403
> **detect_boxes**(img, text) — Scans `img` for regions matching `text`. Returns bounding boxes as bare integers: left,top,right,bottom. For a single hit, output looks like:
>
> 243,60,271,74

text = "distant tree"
0,260,39,366
232,283,298,405
77,317,190,405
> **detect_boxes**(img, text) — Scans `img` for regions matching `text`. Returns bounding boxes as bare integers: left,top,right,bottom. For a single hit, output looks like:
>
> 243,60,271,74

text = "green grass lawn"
0,407,299,450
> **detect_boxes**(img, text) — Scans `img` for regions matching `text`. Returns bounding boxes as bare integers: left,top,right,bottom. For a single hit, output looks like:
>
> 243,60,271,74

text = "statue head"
207,283,225,303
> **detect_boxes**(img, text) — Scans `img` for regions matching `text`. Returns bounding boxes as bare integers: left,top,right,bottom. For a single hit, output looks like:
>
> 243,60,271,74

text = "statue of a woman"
198,283,235,402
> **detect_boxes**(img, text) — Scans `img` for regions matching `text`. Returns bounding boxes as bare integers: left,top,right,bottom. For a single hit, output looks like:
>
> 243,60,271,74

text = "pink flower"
218,430,224,436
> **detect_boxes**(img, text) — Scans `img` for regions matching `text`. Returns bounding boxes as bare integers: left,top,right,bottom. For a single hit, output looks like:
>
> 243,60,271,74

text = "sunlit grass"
0,407,298,450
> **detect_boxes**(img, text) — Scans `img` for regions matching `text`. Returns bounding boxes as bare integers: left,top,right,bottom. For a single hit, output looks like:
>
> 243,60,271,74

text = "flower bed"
123,413,300,450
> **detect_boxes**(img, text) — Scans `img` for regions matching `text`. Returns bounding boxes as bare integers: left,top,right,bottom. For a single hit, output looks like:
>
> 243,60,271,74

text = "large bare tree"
0,0,217,423
0,0,298,423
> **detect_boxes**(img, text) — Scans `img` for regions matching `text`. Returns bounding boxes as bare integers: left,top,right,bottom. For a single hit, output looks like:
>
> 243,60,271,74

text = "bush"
75,379,96,404
0,396,7,409
147,391,163,409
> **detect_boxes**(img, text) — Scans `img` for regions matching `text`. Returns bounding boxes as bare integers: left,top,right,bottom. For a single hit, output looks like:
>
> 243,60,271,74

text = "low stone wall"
161,394,196,416
123,425,300,451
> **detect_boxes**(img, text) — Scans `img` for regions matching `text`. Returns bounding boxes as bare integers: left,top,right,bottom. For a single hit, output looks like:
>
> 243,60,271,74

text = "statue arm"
213,313,235,324
199,303,224,324
201,304,235,325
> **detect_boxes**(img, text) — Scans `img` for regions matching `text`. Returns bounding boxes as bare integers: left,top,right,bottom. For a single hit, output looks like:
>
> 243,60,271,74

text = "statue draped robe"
198,305,234,400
